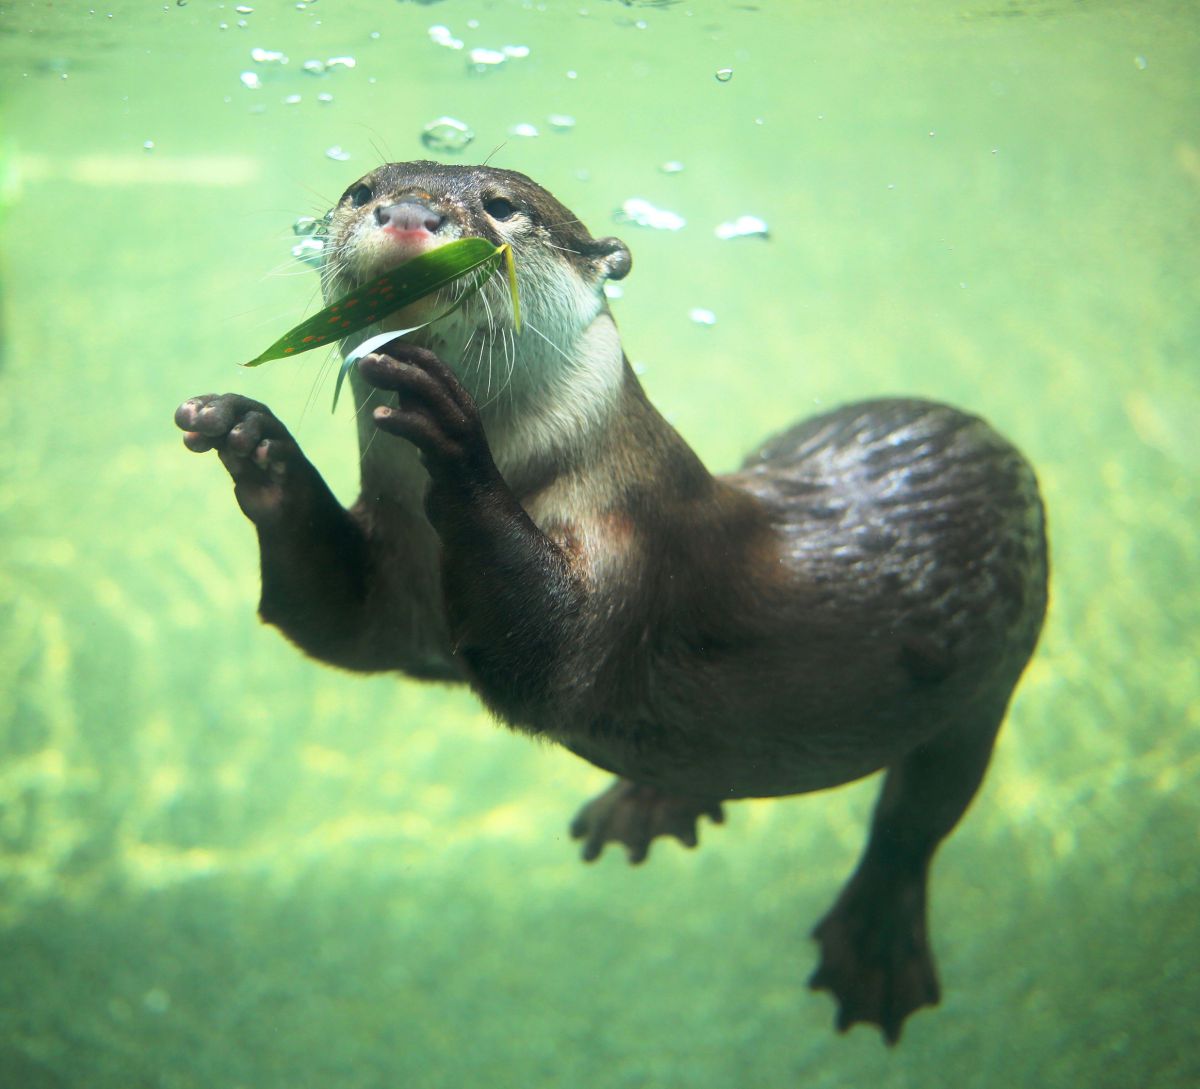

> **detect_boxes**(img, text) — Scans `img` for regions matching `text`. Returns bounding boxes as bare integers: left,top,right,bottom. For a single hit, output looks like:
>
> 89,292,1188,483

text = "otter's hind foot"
569,779,724,864
808,857,940,1045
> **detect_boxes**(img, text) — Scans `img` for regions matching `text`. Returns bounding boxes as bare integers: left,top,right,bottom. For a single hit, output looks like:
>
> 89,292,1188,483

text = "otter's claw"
569,779,725,864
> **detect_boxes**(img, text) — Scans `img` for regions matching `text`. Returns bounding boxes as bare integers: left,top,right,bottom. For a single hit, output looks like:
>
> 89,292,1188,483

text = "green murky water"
1,2,1197,1086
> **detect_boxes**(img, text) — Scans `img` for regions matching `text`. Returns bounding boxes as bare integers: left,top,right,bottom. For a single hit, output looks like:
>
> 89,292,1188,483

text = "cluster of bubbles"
239,45,355,103
614,197,769,244
291,212,331,268
608,159,769,331
249,14,760,335
426,23,532,74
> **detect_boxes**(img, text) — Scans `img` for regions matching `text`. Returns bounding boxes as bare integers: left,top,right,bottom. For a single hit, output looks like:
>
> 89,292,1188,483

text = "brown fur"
175,162,1048,1044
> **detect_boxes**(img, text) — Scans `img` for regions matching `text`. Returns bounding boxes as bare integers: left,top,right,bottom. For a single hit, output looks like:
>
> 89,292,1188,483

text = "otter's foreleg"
175,393,380,668
357,346,585,718
808,705,1006,1045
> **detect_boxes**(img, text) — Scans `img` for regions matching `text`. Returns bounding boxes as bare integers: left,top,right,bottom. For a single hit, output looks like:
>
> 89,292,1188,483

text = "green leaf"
243,237,513,368
500,243,521,332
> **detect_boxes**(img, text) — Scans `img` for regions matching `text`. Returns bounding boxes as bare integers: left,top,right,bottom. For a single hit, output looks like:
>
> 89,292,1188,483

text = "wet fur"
176,162,1048,1044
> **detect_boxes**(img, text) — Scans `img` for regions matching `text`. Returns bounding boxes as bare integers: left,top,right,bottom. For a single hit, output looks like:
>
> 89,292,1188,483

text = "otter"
174,161,1048,1044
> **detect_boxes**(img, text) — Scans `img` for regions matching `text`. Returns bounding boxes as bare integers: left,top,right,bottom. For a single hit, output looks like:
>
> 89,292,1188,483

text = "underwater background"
1,1,1197,1086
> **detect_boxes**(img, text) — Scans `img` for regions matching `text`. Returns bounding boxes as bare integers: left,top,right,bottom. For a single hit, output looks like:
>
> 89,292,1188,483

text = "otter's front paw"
174,393,308,524
358,344,496,490
569,779,725,864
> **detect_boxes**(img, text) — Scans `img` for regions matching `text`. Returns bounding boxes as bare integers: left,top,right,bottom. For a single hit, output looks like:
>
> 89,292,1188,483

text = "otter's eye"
347,183,373,208
484,196,518,221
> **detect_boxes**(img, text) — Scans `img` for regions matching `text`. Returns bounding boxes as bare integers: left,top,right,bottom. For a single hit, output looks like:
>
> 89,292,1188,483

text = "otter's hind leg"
809,705,1006,1044
569,779,725,864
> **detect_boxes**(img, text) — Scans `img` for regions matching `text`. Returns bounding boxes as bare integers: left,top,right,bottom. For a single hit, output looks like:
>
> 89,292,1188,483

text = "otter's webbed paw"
569,778,725,865
175,393,312,524
358,344,497,496
808,858,940,1045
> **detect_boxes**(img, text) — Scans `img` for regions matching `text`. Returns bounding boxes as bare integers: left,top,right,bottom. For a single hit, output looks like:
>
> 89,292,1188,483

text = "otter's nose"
374,201,447,234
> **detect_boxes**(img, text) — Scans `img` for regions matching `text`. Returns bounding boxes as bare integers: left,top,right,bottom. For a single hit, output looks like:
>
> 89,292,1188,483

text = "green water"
1,1,1197,1085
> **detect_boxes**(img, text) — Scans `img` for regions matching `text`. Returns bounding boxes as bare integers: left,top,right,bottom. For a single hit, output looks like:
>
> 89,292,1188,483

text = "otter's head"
320,161,630,356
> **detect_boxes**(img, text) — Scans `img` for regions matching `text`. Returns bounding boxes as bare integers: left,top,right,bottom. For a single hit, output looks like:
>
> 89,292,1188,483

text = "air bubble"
689,308,717,326
420,116,475,153
428,24,464,50
615,197,686,232
292,237,325,268
468,47,507,71
302,56,355,75
715,215,769,241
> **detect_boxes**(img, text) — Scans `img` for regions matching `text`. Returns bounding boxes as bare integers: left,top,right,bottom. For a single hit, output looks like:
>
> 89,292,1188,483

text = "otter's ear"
590,236,632,281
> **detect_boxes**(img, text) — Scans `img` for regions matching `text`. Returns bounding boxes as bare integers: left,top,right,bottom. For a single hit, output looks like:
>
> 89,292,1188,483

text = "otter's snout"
374,201,447,235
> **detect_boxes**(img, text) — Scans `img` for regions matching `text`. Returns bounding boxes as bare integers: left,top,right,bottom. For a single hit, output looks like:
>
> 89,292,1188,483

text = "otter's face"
319,161,630,345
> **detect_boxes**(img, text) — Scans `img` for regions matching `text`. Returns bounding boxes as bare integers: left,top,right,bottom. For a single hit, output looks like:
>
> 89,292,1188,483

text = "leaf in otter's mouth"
242,237,520,369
